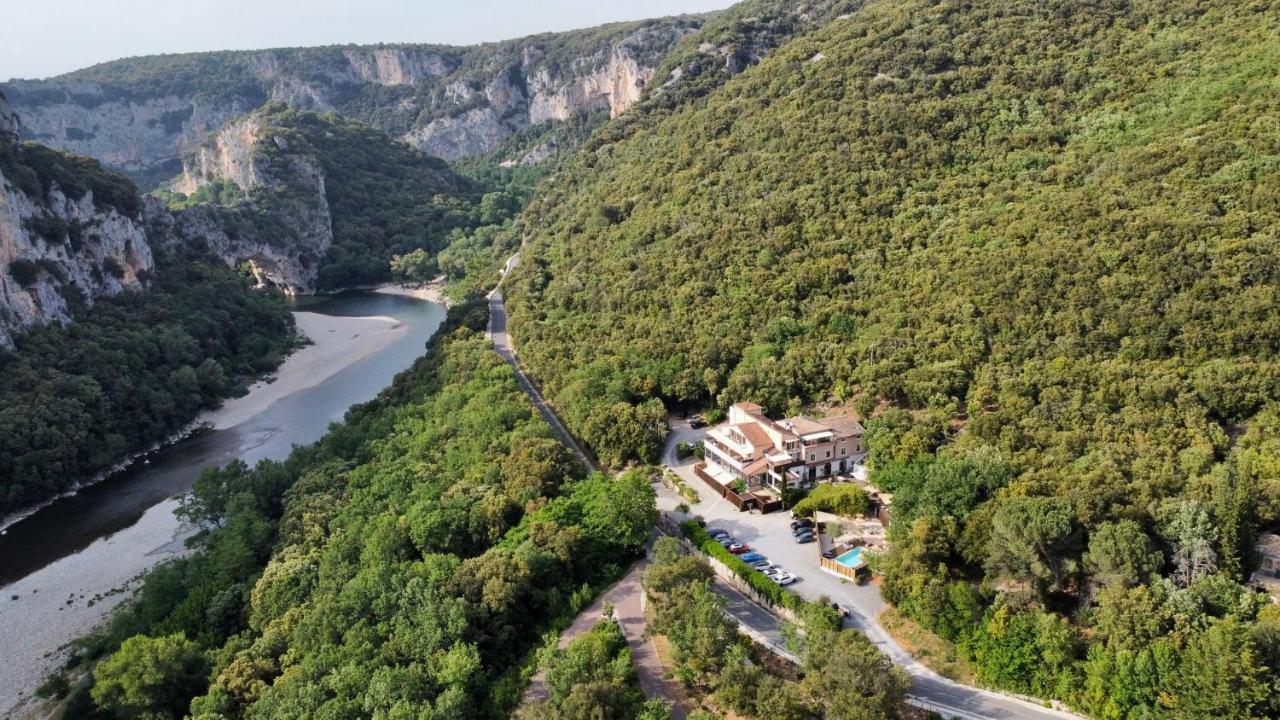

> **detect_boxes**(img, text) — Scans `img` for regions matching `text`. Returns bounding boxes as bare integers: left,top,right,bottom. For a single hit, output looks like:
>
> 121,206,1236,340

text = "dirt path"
517,558,694,717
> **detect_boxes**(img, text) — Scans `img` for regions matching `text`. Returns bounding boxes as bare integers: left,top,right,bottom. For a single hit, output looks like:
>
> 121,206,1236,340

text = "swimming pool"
834,546,868,569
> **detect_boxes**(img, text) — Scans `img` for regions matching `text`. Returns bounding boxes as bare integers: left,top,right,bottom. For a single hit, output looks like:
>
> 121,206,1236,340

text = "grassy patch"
879,606,976,684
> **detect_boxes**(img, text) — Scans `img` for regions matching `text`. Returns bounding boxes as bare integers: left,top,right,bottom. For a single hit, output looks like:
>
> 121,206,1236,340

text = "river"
0,290,445,715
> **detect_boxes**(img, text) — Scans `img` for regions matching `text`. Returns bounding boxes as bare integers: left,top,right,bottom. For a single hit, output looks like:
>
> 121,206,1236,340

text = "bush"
8,259,40,287
791,484,871,519
35,672,70,700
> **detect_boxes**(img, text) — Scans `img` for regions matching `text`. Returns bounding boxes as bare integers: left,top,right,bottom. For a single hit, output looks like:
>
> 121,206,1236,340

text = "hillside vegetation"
505,0,1280,715
65,304,661,719
0,128,297,514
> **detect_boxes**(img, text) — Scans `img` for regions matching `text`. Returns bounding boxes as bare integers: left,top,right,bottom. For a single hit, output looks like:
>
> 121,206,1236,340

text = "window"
840,446,847,455
825,450,831,459
808,453,815,461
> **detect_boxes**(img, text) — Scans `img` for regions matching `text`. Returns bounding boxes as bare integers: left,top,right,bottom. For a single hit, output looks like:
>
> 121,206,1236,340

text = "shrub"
791,484,871,519
8,259,40,287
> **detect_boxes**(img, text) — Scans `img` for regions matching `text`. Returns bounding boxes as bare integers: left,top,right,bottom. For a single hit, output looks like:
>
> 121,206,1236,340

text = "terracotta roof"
736,422,774,450
821,415,866,438
735,401,764,414
743,457,770,476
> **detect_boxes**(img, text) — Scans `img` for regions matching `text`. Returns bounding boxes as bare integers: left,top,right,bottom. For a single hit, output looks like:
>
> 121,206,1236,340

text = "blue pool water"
835,546,868,569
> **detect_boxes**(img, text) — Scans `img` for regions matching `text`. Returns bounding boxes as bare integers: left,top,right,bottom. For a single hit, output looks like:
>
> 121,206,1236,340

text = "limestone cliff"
159,104,479,293
1,18,702,181
159,113,333,293
0,94,154,348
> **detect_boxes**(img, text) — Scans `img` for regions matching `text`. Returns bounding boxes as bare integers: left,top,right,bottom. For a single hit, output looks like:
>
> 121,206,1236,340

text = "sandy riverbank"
204,311,406,430
0,499,196,717
0,310,410,717
373,278,449,307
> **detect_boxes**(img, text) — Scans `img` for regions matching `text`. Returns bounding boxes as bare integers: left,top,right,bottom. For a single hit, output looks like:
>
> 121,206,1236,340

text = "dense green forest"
61,301,662,719
0,246,296,515
503,0,1280,716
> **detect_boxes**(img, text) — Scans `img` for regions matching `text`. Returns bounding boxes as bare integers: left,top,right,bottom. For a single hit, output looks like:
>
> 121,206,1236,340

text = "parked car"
791,519,814,531
741,552,766,563
793,525,815,537
830,602,851,619
707,528,728,537
763,566,787,579
771,572,798,586
794,532,815,544
728,543,751,554
822,548,839,559
689,416,707,429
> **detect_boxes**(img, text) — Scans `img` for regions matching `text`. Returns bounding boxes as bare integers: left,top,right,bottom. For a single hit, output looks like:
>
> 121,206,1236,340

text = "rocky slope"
0,93,154,349
1,18,702,183
157,104,481,292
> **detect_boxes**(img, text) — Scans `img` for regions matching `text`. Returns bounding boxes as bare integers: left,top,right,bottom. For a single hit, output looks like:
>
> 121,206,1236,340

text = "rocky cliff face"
0,95,154,348
1,18,702,181
161,113,333,293
170,114,267,194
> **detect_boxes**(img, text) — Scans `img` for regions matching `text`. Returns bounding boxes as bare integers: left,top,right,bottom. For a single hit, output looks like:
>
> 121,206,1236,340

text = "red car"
728,543,751,554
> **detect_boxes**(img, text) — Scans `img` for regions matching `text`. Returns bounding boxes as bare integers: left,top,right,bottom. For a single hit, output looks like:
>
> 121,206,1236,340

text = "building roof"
735,401,764,414
821,415,866,438
780,416,832,436
743,457,770,476
780,414,865,439
1258,533,1280,559
734,422,774,450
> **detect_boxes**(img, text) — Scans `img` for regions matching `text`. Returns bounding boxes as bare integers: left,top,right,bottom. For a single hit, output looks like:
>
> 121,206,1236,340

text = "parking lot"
658,417,887,624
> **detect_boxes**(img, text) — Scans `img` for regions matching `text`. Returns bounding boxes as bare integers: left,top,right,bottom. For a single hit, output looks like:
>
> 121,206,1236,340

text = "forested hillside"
61,302,662,719
504,0,1280,715
0,249,296,515
0,122,297,515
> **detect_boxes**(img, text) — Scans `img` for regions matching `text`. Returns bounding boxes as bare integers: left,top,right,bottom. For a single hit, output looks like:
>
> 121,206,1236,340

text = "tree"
390,248,437,285
92,633,209,720
800,629,908,720
1165,501,1218,588
985,497,1081,597
178,460,249,528
579,470,658,556
1166,620,1270,720
1084,520,1163,589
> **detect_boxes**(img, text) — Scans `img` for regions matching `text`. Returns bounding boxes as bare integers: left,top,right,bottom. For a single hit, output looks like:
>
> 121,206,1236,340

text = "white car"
771,572,797,586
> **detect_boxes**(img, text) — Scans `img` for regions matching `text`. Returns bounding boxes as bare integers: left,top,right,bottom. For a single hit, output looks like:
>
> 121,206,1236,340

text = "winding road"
488,253,1081,720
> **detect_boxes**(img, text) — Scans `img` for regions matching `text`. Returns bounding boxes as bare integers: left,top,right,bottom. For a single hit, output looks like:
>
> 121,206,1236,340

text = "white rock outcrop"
0,92,155,348
2,19,700,174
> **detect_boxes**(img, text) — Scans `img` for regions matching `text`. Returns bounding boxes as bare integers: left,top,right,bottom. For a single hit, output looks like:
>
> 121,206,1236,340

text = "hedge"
681,520,799,610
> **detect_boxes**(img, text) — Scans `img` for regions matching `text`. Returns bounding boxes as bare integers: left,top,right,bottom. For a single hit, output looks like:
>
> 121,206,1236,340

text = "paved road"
486,257,597,474
659,421,1082,720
